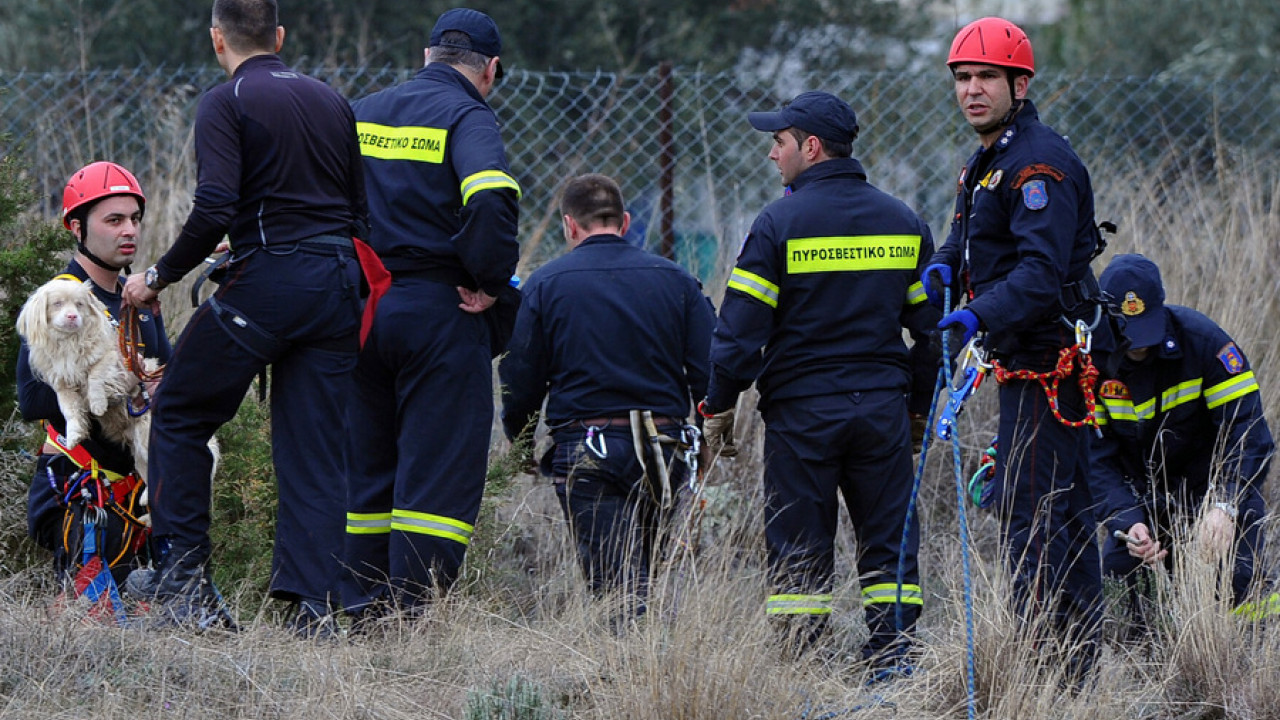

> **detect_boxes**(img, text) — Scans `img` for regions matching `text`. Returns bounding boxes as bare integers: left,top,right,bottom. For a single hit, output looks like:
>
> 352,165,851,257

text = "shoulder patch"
1217,342,1245,374
1100,379,1130,400
1021,180,1048,211
1011,163,1067,189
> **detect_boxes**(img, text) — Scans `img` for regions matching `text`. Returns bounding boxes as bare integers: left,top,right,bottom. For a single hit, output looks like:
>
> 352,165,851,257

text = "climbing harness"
990,313,1101,430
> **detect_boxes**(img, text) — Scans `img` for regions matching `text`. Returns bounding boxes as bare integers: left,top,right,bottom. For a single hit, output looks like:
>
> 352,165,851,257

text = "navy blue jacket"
704,157,938,413
18,260,171,472
932,100,1107,360
499,233,715,440
354,63,520,295
155,55,367,282
1092,305,1273,532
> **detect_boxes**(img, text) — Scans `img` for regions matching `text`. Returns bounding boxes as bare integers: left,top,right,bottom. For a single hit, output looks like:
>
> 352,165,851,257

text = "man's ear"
1014,73,1030,100
618,211,631,238
274,25,285,53
210,26,225,55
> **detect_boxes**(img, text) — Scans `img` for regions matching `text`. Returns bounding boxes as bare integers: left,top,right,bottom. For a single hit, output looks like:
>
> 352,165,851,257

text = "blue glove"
922,263,952,310
938,308,981,345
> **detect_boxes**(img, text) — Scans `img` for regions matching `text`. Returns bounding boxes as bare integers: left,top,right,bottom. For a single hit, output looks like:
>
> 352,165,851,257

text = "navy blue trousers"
761,389,921,661
991,370,1103,665
150,244,361,606
342,278,492,611
549,425,684,604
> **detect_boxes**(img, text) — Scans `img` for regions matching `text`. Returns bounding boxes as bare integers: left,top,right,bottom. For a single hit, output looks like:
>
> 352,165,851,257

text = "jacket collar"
415,63,487,104
790,157,867,193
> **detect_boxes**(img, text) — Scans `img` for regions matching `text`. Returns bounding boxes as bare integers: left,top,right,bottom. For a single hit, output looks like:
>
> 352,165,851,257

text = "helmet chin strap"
973,99,1025,137
77,241,129,273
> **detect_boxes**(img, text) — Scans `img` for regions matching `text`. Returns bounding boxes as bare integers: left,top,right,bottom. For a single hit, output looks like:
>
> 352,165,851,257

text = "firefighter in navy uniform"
341,8,520,620
1094,254,1276,619
22,162,168,590
699,92,939,675
122,0,369,634
924,17,1115,677
500,174,714,612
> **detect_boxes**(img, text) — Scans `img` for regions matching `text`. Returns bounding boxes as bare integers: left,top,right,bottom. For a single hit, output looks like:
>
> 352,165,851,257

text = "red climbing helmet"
947,17,1035,77
61,161,146,230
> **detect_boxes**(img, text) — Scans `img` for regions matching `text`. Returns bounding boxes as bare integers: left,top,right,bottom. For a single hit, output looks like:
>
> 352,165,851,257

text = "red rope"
991,344,1100,428
117,305,164,383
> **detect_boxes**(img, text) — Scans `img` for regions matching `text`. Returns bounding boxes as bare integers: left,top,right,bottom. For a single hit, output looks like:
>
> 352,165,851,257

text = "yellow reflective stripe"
862,583,924,606
391,509,474,545
1093,407,1109,426
1135,397,1156,421
1160,378,1202,412
346,511,392,535
1205,371,1258,410
766,593,833,615
460,169,522,205
356,122,447,162
785,235,921,274
907,281,925,306
728,267,780,308
1102,398,1137,422
1231,592,1280,621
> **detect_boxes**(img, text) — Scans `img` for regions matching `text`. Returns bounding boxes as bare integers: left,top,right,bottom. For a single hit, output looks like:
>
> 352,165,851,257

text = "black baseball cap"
1100,253,1167,349
748,91,860,144
430,8,504,78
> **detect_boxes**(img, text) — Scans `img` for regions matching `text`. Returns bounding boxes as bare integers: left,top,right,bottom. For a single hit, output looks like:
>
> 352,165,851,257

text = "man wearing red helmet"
20,161,170,593
923,17,1116,679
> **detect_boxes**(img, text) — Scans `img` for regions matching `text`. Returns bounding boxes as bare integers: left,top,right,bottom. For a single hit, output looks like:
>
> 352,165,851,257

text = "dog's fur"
17,277,154,479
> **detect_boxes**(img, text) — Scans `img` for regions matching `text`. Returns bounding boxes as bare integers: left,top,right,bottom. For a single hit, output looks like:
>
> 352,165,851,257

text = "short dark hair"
212,0,279,54
428,30,488,74
786,128,852,159
561,174,626,229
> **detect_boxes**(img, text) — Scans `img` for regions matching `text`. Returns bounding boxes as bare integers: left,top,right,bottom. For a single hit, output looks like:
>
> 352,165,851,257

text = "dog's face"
16,278,109,343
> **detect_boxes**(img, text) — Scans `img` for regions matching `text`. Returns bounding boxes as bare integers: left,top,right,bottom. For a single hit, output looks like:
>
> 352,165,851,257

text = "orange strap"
991,344,1100,429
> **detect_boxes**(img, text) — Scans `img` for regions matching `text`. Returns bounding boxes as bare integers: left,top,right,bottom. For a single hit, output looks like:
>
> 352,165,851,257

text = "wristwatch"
144,265,168,291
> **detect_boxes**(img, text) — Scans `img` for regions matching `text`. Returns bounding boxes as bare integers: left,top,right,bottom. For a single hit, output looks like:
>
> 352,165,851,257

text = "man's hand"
922,263,952,310
699,402,737,459
457,286,496,314
1196,505,1236,560
1121,522,1168,566
938,308,981,346
121,273,161,313
909,412,927,454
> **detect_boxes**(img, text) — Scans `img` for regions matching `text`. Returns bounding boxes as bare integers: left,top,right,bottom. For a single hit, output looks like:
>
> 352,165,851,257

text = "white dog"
16,277,154,479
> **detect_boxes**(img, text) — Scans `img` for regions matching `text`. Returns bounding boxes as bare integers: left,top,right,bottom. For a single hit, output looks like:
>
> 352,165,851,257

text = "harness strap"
44,422,138,492
991,343,1100,428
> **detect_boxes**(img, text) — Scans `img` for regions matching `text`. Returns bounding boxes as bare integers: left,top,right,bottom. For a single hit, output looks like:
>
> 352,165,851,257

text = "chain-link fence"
3,65,1278,281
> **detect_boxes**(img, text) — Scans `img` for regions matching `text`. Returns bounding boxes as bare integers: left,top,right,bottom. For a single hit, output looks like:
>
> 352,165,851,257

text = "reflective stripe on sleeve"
766,593,833,616
460,170,521,205
1205,371,1258,409
907,281,926,306
1160,378,1202,412
861,583,924,607
727,267,780,308
391,509,475,545
346,511,392,535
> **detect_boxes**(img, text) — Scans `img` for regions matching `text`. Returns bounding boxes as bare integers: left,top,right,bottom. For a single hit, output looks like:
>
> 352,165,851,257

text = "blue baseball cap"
1100,253,1167,349
748,91,860,144
430,8,504,78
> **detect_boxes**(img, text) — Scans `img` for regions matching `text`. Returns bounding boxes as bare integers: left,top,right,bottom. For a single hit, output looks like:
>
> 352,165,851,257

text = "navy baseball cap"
1100,253,1167,349
430,8,504,78
748,91,860,144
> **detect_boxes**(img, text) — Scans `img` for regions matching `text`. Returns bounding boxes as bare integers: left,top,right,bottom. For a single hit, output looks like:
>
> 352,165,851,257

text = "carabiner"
584,425,608,459
936,337,991,441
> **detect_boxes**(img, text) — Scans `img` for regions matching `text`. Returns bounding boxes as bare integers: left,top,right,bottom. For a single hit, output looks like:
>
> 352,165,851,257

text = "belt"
577,416,683,429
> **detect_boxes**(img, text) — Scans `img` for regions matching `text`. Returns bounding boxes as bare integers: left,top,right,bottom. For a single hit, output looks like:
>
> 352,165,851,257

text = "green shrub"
464,675,565,720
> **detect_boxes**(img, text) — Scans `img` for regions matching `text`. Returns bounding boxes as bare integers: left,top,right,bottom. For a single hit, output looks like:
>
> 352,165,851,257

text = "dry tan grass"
2,146,1279,719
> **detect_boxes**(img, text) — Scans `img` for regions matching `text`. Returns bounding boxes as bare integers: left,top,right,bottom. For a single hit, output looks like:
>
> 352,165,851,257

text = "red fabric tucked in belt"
353,237,391,348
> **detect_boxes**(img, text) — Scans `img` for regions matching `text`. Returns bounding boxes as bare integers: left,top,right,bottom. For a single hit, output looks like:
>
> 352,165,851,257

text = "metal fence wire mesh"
3,65,1278,281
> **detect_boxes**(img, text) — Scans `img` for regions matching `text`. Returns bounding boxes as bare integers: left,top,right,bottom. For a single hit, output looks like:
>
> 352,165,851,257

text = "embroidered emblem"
1011,163,1066,189
1100,380,1130,400
1022,180,1048,210
988,169,1003,190
957,166,967,190
1218,342,1245,374
1121,291,1146,316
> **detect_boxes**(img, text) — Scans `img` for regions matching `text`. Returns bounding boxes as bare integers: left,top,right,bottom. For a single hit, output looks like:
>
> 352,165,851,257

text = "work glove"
938,308,981,346
922,263,953,310
698,401,738,459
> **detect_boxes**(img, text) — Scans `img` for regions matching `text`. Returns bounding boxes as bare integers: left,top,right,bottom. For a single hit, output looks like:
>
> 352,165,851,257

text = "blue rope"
899,287,976,720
